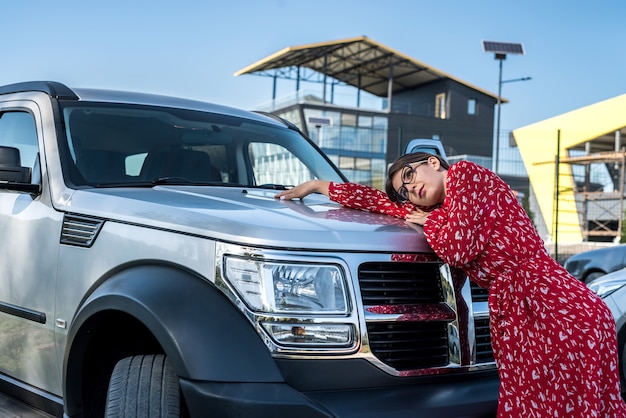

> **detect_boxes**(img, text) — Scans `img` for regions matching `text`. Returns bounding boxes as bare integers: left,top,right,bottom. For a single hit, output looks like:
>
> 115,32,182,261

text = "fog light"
262,323,353,346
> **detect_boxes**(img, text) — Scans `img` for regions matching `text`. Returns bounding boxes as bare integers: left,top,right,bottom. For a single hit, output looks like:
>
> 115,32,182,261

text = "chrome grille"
359,262,449,370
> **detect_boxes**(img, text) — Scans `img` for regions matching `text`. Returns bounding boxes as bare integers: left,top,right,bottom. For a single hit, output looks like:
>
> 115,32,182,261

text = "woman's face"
391,156,446,206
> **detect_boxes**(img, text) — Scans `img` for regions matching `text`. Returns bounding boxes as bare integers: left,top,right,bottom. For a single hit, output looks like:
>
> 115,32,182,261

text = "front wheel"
105,354,181,418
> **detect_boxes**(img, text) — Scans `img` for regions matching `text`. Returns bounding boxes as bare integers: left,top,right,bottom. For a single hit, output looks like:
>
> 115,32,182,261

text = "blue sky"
2,0,625,132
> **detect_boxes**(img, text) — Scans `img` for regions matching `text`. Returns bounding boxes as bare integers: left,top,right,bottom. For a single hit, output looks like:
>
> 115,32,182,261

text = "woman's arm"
276,180,414,219
275,179,330,200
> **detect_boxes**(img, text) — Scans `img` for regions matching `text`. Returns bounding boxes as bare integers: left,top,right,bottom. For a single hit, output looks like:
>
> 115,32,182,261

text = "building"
513,94,626,247
235,36,503,190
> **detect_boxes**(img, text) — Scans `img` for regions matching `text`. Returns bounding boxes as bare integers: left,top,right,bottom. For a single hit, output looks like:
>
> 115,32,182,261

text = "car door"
0,105,63,394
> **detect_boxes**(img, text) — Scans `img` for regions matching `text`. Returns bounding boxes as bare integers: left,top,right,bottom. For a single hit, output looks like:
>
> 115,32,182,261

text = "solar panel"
482,41,525,55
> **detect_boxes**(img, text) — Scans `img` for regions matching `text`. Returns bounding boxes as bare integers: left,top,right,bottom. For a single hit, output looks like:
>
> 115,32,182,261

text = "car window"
60,103,344,188
249,142,312,187
0,111,40,184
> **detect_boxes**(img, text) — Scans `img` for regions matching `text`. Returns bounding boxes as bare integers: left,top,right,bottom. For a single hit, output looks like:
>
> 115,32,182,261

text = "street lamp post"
495,75,531,172
482,41,526,173
495,55,504,174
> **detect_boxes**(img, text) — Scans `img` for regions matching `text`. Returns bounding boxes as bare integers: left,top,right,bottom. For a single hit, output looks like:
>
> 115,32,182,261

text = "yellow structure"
513,94,626,243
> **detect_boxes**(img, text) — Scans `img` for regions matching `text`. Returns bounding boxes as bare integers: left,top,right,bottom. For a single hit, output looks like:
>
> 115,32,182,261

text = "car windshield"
58,102,345,188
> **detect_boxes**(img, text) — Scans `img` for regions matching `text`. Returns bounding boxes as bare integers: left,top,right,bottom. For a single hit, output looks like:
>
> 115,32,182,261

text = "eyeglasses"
396,160,428,203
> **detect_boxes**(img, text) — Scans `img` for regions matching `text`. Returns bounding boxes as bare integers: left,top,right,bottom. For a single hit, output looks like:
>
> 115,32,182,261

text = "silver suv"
0,81,498,417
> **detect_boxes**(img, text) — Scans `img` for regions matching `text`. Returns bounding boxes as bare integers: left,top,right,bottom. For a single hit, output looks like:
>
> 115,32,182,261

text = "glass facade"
304,109,387,189
265,85,519,193
273,104,389,190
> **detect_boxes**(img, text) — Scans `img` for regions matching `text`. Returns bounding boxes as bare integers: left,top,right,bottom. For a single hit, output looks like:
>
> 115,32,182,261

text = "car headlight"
224,256,348,314
587,275,626,298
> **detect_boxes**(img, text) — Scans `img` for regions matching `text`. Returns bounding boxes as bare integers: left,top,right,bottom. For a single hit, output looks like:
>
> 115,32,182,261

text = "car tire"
584,271,605,284
105,354,181,418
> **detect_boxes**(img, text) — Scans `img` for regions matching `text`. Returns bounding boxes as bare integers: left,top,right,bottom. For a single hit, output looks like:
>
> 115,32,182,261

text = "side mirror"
0,146,31,183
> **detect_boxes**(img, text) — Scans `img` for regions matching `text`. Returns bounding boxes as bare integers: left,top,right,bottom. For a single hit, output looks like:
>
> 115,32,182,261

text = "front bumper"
180,372,499,418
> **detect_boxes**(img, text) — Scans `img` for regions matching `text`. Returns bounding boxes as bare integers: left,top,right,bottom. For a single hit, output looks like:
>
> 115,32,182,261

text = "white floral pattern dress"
328,160,626,417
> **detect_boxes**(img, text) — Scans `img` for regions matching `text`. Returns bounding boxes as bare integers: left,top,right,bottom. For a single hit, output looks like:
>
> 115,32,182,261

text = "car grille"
474,317,494,363
359,262,495,371
359,262,443,305
470,281,489,302
470,281,494,363
367,321,449,370
359,262,449,371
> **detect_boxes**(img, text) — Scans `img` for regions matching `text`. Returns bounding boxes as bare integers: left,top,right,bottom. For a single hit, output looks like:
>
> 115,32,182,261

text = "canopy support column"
386,62,394,112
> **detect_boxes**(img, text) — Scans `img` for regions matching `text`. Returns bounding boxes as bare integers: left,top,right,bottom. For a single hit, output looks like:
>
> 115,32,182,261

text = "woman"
276,152,626,417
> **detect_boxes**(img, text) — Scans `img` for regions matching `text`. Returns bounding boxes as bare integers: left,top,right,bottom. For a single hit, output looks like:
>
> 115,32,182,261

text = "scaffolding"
558,150,626,241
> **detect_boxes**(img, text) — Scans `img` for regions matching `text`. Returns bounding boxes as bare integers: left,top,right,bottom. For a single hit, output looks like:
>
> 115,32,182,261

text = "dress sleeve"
423,162,497,267
328,182,414,219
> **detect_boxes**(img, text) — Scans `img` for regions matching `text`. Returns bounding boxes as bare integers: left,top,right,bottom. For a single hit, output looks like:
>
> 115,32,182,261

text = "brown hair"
384,152,450,202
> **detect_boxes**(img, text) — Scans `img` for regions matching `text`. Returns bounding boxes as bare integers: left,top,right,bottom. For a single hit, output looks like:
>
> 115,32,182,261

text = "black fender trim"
64,265,283,396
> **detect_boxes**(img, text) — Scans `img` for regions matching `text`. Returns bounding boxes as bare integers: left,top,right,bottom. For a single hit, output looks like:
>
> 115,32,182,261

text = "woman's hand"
405,209,430,226
275,180,330,200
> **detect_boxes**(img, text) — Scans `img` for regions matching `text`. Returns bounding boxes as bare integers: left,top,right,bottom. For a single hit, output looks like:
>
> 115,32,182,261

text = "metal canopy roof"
234,36,500,100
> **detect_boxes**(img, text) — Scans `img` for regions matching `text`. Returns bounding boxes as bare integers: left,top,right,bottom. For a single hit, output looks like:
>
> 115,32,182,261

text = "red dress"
328,160,626,417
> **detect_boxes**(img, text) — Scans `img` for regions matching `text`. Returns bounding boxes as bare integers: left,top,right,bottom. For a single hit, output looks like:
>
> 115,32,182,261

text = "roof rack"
0,81,78,100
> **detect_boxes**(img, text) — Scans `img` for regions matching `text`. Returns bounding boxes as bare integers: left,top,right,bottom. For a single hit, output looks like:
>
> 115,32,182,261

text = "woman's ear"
428,155,441,170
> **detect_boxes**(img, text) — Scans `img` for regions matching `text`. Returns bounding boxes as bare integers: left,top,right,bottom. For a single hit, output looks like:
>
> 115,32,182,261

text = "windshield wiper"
92,178,226,188
151,177,193,185
256,184,293,190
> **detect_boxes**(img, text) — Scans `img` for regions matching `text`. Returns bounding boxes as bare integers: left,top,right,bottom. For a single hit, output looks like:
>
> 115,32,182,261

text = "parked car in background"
587,269,626,394
564,244,626,283
404,138,447,159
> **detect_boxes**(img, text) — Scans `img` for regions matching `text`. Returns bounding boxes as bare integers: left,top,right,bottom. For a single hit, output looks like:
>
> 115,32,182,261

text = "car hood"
65,185,433,253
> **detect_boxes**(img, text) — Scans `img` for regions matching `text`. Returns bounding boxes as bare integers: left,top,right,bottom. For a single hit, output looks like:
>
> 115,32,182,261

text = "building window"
435,93,447,119
467,99,477,115
358,115,372,128
341,112,357,127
